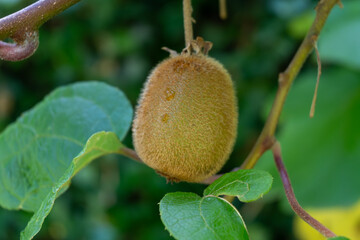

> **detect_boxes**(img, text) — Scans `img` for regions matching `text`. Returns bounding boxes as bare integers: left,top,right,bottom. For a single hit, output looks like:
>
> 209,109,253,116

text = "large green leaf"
160,192,249,240
0,81,133,212
204,169,272,202
20,131,125,240
319,0,360,69
257,69,360,207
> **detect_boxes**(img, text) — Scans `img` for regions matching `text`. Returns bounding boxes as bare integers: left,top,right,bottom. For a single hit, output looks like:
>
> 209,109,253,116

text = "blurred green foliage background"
0,0,359,239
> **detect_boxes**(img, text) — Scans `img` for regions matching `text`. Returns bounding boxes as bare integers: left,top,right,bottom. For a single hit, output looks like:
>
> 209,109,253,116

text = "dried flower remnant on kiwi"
133,37,238,183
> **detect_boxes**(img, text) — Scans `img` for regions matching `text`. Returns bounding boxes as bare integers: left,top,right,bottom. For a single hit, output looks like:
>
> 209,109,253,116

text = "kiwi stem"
183,0,194,48
271,141,337,238
240,0,341,170
219,0,227,20
120,147,143,164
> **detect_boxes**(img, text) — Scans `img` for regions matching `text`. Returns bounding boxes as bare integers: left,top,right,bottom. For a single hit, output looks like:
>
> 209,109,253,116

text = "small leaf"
20,131,124,240
204,169,272,202
0,81,132,212
160,192,249,240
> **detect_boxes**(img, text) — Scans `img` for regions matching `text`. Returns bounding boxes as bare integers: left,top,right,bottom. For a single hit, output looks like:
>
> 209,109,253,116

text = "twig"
310,38,322,118
183,0,194,48
0,0,80,39
0,0,80,61
271,141,336,238
120,147,143,164
240,0,340,169
0,30,39,61
219,0,227,20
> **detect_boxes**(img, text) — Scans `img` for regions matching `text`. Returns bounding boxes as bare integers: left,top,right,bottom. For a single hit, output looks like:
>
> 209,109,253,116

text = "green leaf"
319,0,360,69
0,81,132,212
20,163,74,240
328,237,350,240
257,69,360,207
160,192,249,240
20,131,124,240
203,170,272,202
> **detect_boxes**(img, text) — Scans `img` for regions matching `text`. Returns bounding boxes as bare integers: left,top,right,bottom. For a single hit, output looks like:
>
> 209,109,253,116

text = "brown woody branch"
0,0,80,61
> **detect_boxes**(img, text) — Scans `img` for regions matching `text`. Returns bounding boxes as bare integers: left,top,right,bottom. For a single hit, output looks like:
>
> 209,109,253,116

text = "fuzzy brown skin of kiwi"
132,54,238,183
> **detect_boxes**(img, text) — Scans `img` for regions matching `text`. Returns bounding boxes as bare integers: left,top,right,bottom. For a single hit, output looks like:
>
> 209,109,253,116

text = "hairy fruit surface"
133,54,238,183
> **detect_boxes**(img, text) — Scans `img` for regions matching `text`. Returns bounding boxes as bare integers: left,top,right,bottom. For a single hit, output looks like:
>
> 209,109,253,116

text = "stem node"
0,30,39,61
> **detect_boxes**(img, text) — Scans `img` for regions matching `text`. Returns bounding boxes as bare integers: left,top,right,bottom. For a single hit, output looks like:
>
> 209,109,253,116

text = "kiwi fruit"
132,49,238,183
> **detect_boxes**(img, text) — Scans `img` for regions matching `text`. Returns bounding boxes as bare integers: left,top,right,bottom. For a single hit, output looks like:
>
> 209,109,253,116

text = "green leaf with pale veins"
20,131,124,240
160,192,249,240
0,81,132,212
204,169,273,202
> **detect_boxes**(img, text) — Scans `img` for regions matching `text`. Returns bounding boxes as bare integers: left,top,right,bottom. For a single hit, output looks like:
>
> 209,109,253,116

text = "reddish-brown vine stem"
0,0,80,60
271,142,336,238
0,30,39,61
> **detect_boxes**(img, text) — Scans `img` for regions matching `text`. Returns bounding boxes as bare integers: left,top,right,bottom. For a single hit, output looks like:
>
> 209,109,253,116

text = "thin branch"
310,38,322,118
240,0,340,169
0,0,80,40
0,30,39,61
0,0,80,61
119,147,143,164
183,0,194,48
271,141,336,238
219,0,227,20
